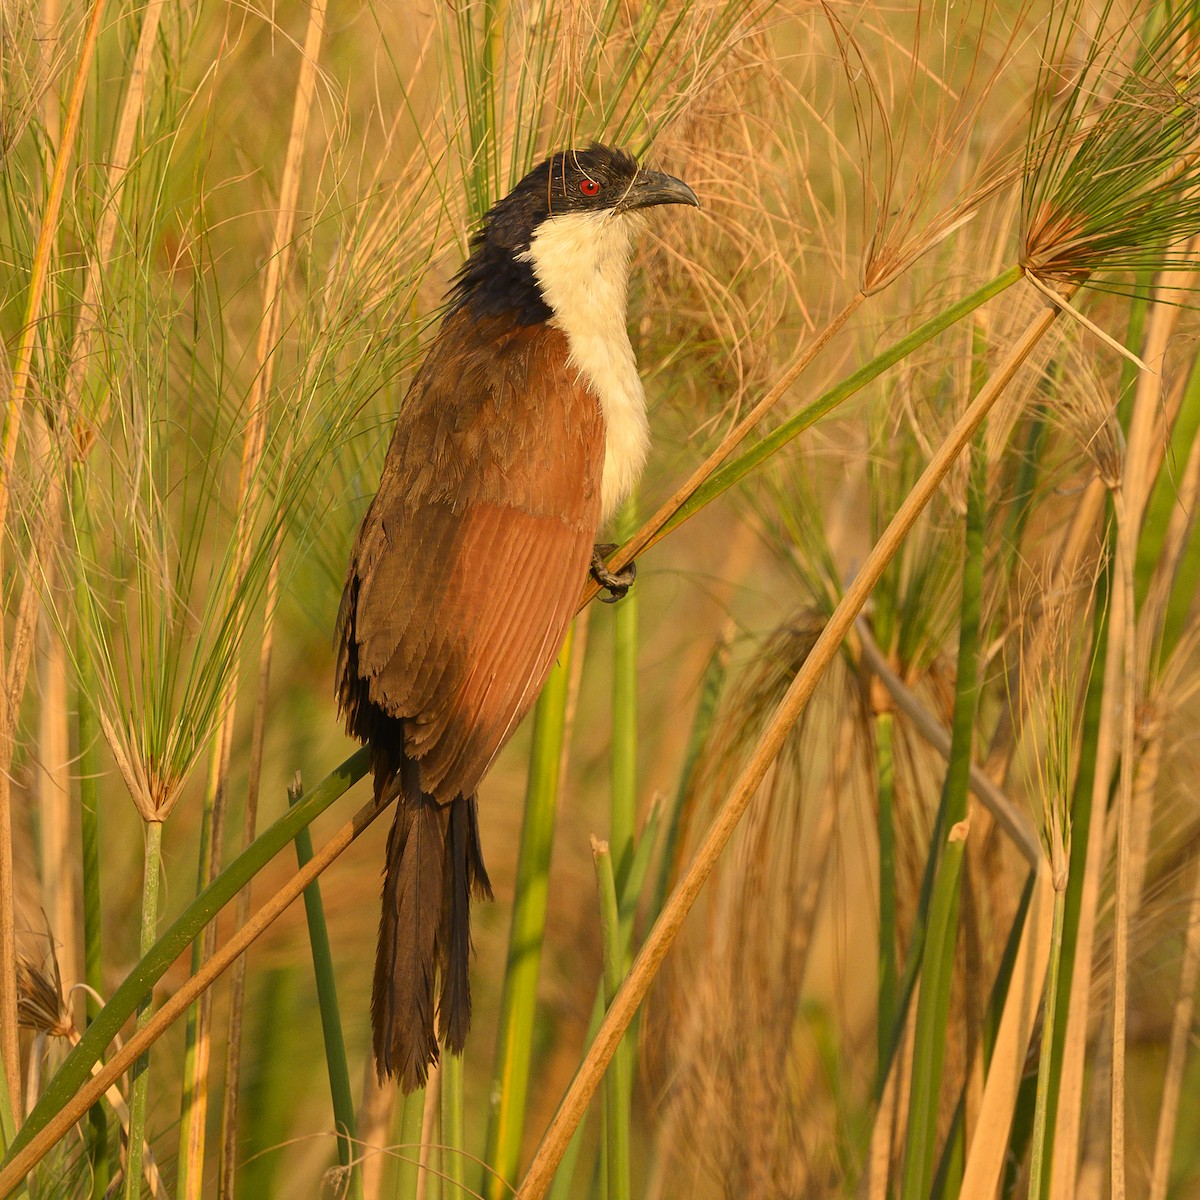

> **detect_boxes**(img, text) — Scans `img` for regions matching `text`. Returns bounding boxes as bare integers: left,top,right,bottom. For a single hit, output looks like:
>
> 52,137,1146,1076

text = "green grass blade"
441,1051,465,1200
900,427,987,1200
75,467,109,1199
1029,887,1069,1198
123,818,164,1200
875,708,898,1083
484,625,577,1198
1036,553,1111,1200
289,777,361,1200
0,1058,14,1152
6,747,370,1166
592,841,630,1200
611,498,639,893
394,1086,426,1199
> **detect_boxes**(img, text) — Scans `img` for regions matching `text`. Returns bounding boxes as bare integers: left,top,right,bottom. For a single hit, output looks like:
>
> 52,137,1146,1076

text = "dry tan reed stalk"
516,280,1065,1200
578,290,867,602
1100,265,1193,1199
0,0,105,535
35,626,74,999
182,3,329,1188
1049,278,1183,1200
218,547,283,1200
0,0,108,1117
959,864,1055,1195
1109,491,1140,1200
1148,852,1200,1200
0,791,388,1193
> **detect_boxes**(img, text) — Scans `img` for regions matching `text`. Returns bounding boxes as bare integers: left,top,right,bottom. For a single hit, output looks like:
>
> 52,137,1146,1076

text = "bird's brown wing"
336,310,604,802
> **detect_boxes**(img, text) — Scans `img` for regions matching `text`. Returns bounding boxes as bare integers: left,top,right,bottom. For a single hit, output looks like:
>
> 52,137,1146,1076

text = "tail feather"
438,798,472,1052
371,751,492,1090
465,795,494,902
372,752,449,1091
437,793,493,1051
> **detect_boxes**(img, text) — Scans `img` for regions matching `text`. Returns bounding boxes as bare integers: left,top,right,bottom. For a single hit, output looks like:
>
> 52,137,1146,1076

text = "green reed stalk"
74,471,108,1198
900,427,987,1200
441,1051,465,1200
1029,886,1069,1197
395,1086,426,1199
0,1062,13,1153
484,627,577,1198
289,778,361,1200
1036,557,1109,1200
1142,358,1200,657
611,498,639,894
607,502,639,1193
123,818,164,1200
592,841,629,1200
875,709,898,1080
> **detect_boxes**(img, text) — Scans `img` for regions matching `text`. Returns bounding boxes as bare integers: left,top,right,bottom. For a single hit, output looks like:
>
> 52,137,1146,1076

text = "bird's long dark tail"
370,745,492,1092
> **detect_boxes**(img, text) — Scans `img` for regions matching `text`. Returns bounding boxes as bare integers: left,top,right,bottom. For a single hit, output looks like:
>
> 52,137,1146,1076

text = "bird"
334,143,699,1091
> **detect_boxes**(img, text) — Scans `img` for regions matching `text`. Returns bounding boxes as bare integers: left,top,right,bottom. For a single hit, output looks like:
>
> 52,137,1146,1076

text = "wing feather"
336,310,604,802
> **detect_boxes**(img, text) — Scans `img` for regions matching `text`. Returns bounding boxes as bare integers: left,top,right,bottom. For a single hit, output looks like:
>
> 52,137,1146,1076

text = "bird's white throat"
520,209,648,523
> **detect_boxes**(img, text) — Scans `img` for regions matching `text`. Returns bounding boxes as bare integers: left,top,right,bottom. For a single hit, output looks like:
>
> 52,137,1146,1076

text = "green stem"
875,709,897,1082
0,1063,14,1153
289,778,361,1200
484,627,576,1198
611,499,639,895
394,1086,426,1199
1028,887,1068,1198
8,747,370,1165
608,498,639,1196
124,818,164,1200
592,842,629,1200
900,426,987,1200
441,1051,465,1200
75,477,108,1198
1037,555,1110,1200
178,756,221,1200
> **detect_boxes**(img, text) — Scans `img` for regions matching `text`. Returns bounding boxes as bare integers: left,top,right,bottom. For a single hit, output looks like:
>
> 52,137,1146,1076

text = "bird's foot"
591,544,636,603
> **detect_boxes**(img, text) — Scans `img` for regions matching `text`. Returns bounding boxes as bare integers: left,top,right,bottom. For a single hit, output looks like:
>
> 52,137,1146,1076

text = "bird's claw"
591,544,636,603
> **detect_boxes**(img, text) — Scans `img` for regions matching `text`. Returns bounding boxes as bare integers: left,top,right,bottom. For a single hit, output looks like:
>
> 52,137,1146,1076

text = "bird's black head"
450,143,699,324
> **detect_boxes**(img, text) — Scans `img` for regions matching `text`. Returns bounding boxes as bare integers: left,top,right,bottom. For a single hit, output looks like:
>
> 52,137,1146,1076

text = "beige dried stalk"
0,0,109,1118
183,0,331,1192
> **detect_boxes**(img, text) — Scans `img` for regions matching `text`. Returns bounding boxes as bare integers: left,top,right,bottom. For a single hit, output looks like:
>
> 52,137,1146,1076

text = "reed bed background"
3,0,1200,1196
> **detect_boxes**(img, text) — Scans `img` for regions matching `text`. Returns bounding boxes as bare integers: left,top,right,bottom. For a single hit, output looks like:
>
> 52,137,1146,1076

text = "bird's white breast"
520,209,649,523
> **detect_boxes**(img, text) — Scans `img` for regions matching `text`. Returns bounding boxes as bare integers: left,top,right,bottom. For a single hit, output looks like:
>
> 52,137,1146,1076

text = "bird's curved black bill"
618,169,700,213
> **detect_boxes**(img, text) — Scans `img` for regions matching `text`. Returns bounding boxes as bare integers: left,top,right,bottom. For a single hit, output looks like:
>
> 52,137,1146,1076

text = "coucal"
335,143,698,1090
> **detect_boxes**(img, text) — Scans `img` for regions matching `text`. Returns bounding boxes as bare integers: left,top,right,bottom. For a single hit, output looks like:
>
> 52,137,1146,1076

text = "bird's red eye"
579,178,601,196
